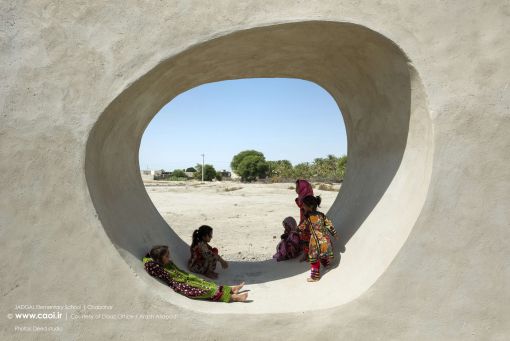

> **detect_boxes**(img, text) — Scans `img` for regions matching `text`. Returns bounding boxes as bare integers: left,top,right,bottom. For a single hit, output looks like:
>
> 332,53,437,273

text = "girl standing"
188,225,228,279
298,195,339,282
295,179,314,261
295,179,314,224
144,245,247,302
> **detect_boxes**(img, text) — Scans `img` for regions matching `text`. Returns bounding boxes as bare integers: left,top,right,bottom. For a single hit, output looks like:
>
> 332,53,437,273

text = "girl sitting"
144,245,247,302
188,225,228,279
273,217,301,262
298,195,340,282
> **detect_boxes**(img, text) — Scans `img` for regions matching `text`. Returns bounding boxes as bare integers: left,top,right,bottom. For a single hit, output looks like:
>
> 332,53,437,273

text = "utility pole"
201,153,205,183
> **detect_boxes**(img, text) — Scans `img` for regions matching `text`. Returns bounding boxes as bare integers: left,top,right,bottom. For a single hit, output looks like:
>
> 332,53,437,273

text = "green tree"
293,162,313,179
171,169,187,178
162,169,189,181
236,154,269,182
231,150,269,182
268,160,294,180
310,154,347,181
337,155,347,180
194,164,217,181
312,154,338,180
231,150,265,174
215,171,223,181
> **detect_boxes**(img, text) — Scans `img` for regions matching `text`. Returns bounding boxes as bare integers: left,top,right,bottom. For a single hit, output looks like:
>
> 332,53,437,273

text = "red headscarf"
295,179,314,208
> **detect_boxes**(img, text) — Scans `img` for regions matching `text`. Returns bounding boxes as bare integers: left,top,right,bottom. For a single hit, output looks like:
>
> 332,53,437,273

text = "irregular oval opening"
85,21,433,314
139,77,347,263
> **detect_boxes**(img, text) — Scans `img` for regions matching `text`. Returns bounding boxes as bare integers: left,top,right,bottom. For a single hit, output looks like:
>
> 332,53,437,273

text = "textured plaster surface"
1,1,509,340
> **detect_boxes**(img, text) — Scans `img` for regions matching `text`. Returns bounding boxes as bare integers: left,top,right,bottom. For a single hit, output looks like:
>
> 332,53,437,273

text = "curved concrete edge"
85,21,433,314
1,1,509,339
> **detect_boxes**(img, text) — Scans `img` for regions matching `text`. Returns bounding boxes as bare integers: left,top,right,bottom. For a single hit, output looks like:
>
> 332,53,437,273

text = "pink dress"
273,217,301,261
295,180,314,253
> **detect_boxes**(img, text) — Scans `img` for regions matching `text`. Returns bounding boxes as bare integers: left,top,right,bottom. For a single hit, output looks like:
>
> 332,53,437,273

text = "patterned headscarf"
282,216,297,232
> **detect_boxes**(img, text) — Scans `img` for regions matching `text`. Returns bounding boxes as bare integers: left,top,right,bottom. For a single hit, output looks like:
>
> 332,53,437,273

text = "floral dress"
297,212,337,263
188,241,219,275
143,256,231,302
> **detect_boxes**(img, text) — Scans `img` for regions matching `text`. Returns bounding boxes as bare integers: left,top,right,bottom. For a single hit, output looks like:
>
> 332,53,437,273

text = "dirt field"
145,181,340,261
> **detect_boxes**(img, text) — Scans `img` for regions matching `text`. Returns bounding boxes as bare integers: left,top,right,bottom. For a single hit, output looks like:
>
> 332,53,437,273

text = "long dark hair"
148,245,169,263
302,195,322,211
191,225,213,250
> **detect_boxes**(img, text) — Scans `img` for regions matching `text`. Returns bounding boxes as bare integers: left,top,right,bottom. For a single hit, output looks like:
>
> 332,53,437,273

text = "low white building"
140,169,162,181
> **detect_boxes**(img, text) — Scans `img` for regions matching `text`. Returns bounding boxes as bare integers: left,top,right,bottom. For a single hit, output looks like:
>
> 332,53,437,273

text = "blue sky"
139,78,347,171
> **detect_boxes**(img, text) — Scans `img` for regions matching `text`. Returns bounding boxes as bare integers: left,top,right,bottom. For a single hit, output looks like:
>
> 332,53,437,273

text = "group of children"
143,179,339,303
273,179,339,281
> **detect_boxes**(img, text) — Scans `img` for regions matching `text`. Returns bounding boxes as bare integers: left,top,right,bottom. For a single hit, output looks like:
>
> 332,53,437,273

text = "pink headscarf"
295,179,314,207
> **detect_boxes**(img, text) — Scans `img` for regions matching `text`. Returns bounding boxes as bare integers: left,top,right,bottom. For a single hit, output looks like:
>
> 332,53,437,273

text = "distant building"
185,167,197,179
140,169,162,181
218,170,232,179
154,170,172,180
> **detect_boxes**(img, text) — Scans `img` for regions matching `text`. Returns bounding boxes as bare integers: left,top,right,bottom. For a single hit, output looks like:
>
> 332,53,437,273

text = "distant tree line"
156,165,225,181
231,150,347,183
154,150,347,183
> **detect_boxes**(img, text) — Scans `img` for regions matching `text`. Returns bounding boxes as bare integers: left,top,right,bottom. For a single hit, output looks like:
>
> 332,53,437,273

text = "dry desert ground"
144,181,340,262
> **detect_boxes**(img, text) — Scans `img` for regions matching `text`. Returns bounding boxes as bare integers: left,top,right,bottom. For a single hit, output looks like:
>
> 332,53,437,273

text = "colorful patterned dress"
188,241,219,275
143,256,232,302
298,212,337,263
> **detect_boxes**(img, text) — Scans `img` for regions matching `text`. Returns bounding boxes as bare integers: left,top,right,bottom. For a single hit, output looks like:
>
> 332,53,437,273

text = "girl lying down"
143,245,248,302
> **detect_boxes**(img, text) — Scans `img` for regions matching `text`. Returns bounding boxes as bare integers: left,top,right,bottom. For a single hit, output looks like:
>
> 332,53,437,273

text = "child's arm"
297,220,307,231
145,261,173,286
210,244,228,268
201,243,228,268
218,256,228,269
324,215,339,240
200,242,220,261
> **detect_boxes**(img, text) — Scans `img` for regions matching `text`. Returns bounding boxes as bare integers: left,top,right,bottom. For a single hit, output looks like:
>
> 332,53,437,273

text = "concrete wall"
1,1,509,340
85,20,433,314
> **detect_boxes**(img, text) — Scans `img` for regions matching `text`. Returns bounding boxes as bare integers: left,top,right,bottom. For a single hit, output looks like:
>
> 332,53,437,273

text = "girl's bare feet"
232,282,245,294
307,277,320,282
231,292,248,302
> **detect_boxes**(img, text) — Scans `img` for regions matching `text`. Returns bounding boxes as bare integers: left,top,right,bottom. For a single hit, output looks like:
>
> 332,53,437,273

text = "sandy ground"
145,181,340,262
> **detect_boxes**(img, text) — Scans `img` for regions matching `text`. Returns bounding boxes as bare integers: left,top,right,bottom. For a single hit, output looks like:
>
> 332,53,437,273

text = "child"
295,179,314,261
295,179,314,224
188,225,228,279
144,245,247,302
298,195,339,282
273,217,301,262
